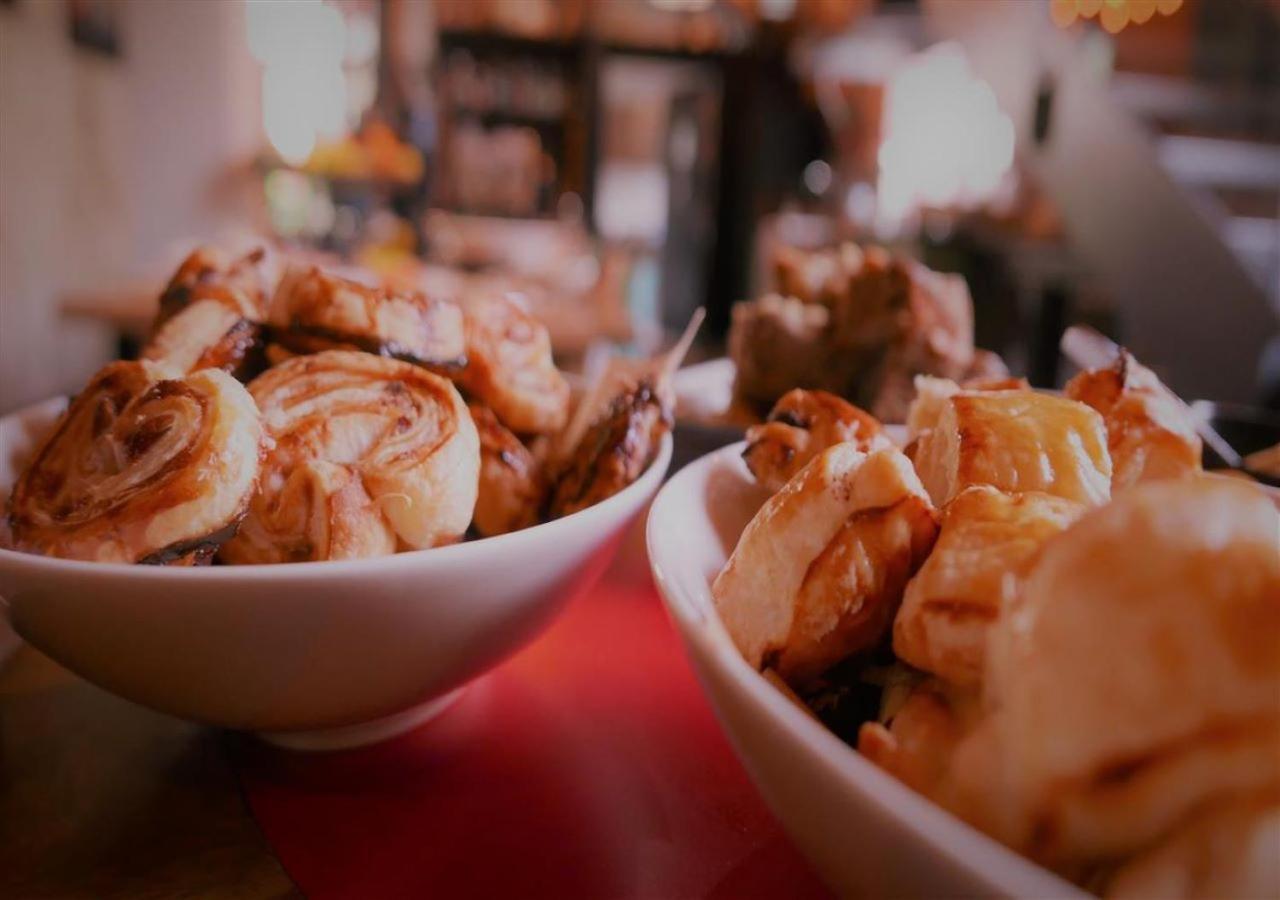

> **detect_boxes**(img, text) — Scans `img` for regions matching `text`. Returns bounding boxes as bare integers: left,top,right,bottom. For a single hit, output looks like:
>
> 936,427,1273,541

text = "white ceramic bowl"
0,397,671,749
646,443,1086,898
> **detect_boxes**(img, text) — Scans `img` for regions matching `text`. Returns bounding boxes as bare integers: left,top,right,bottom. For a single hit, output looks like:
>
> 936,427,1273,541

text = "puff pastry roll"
913,391,1112,507
142,246,270,377
743,389,889,494
268,266,466,371
546,379,669,519
714,445,938,687
1065,350,1201,490
8,361,262,563
906,374,1030,441
221,350,478,563
858,676,982,796
1104,795,1280,900
977,477,1280,868
469,403,545,537
456,291,570,435
893,486,1085,686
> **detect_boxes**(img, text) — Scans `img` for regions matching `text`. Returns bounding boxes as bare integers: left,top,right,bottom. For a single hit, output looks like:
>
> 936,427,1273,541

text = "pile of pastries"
730,243,1008,422
4,246,672,565
714,356,1279,898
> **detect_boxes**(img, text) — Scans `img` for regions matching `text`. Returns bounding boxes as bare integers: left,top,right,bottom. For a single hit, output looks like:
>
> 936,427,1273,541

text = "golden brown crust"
455,291,570,435
144,247,269,377
1064,350,1201,490
8,361,262,563
469,403,545,537
546,380,669,519
893,486,1085,686
155,246,269,325
1103,794,1280,899
220,350,478,563
858,679,981,796
913,391,1112,507
974,477,1280,867
268,266,467,371
714,445,938,688
743,389,889,494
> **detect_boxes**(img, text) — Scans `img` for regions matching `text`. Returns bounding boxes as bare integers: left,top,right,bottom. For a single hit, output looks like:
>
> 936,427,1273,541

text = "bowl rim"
0,396,673,581
646,441,1087,899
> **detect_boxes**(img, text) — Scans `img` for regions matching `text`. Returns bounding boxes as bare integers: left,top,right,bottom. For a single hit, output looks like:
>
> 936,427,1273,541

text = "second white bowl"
646,442,1085,898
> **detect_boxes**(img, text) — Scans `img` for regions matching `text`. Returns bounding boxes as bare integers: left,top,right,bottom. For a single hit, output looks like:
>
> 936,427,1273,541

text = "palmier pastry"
142,246,270,377
455,291,570,436
268,266,466,372
912,391,1112,507
973,477,1280,868
220,350,478,563
892,486,1085,686
546,378,669,520
1064,349,1201,490
743,389,889,494
469,403,545,537
8,361,262,563
714,444,938,687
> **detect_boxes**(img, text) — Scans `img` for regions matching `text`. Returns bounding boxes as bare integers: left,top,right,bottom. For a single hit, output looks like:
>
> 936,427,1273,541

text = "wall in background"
0,0,261,413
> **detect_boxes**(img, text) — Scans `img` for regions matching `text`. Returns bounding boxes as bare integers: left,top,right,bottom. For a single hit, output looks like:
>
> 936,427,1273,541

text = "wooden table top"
0,645,298,898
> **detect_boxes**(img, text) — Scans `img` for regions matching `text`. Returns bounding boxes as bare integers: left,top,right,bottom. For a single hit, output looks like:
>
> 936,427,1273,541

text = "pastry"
714,444,938,687
221,350,478,563
1065,350,1202,490
912,391,1112,507
455,290,570,435
142,246,270,377
268,266,467,371
977,477,1280,867
546,378,669,519
892,486,1085,686
743,389,889,494
469,403,545,537
8,361,262,563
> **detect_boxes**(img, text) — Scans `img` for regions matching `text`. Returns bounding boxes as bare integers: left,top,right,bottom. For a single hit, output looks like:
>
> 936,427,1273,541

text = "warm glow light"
1128,0,1157,23
246,0,349,165
1050,0,1079,28
875,43,1015,229
1054,0,1182,31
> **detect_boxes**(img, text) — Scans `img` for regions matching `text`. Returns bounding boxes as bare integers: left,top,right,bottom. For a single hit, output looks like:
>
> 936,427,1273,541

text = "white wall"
0,0,261,413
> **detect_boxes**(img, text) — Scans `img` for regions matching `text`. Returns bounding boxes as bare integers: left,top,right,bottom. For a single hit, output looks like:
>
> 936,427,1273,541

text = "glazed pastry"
743,389,889,494
469,403,545,537
546,378,669,519
8,361,262,563
973,477,1280,868
906,374,1031,441
858,677,981,796
220,350,478,563
1064,350,1201,490
714,445,938,687
456,291,570,435
142,246,270,377
1104,795,1280,900
912,391,1112,507
892,486,1085,686
154,245,270,324
268,266,467,371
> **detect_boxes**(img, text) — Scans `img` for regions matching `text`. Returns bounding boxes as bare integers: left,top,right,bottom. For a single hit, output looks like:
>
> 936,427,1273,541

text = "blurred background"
1,0,1277,415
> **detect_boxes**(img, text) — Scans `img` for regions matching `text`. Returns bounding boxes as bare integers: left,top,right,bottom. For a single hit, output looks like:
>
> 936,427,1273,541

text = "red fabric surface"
233,543,832,900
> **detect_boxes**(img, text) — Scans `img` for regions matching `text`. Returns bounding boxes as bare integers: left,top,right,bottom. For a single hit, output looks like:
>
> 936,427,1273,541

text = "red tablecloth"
233,541,832,900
